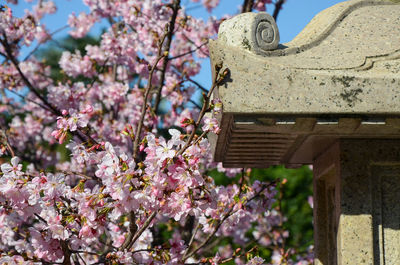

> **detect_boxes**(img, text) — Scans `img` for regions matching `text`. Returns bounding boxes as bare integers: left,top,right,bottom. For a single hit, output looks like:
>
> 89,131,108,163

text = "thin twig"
183,207,233,261
169,41,208,60
176,64,227,157
131,247,168,254
5,88,53,112
191,131,207,146
183,178,276,261
186,78,208,93
24,25,69,61
220,246,258,264
245,180,277,205
76,253,87,265
188,99,202,110
34,213,48,224
122,17,171,255
69,249,98,256
183,222,200,257
0,130,15,157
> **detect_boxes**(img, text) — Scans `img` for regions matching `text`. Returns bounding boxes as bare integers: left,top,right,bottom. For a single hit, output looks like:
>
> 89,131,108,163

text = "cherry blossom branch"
220,246,258,264
76,253,87,265
188,99,202,110
132,45,167,159
34,213,48,224
191,130,207,146
245,179,278,205
122,18,174,256
183,221,200,258
182,34,209,57
69,249,98,256
0,34,99,145
184,177,276,261
131,247,169,254
183,172,245,261
176,64,228,156
189,225,201,247
0,34,61,116
58,170,102,183
153,0,181,114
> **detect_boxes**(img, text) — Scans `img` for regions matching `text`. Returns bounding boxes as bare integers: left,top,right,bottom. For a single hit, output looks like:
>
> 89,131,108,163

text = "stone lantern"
208,0,400,264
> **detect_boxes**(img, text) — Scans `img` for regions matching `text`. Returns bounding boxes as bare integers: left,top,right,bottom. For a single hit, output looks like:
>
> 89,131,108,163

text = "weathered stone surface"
314,139,400,265
211,0,400,114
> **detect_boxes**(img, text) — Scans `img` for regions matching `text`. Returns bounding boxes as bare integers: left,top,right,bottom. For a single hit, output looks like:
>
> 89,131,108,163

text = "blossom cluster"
0,0,312,264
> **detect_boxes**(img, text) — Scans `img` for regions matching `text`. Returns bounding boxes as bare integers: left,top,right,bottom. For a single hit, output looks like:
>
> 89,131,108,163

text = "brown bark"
273,0,285,21
241,0,255,13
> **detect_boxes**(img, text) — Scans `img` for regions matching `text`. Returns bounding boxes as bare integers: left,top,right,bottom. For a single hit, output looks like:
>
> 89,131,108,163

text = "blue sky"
10,0,344,89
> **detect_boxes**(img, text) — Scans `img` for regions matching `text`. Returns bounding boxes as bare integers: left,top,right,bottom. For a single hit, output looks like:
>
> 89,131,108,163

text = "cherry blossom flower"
202,116,221,134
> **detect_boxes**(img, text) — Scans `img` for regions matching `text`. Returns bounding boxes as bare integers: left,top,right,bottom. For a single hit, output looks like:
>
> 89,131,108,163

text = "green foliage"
209,165,314,254
252,166,313,251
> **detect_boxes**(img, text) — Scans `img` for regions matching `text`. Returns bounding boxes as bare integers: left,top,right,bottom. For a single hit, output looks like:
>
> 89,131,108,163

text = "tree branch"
153,0,181,113
0,34,61,116
176,64,227,157
183,207,233,261
119,211,138,250
126,211,158,251
273,0,285,21
0,130,15,157
60,240,72,265
186,78,208,93
169,41,208,61
132,47,167,160
241,0,255,13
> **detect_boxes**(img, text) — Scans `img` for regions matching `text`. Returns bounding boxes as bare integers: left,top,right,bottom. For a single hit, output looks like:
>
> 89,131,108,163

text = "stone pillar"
313,139,400,265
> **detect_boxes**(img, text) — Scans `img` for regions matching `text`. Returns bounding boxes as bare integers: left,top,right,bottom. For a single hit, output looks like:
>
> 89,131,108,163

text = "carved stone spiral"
217,12,280,55
251,12,280,54
255,19,279,51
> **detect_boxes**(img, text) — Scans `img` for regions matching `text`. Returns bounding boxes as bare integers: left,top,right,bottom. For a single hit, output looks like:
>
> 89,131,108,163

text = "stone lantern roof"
209,0,400,168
